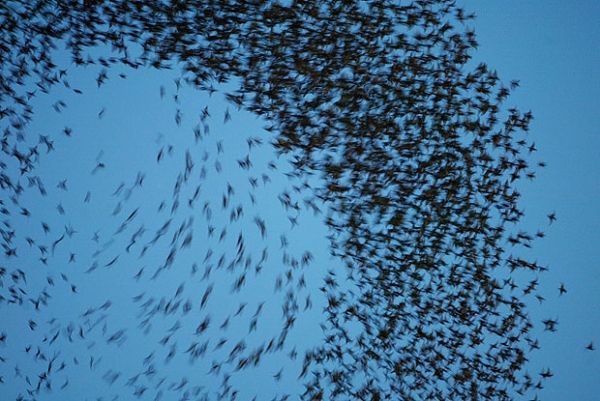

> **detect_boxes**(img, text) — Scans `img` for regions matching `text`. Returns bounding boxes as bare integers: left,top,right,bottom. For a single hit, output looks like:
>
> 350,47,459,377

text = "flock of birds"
2,62,325,401
0,1,595,400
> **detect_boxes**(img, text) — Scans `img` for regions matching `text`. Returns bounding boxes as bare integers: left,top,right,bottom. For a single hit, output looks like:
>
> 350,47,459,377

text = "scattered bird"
559,283,567,296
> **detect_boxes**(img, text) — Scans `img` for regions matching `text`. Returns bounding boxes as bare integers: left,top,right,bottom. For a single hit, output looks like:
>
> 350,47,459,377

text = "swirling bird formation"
0,1,586,401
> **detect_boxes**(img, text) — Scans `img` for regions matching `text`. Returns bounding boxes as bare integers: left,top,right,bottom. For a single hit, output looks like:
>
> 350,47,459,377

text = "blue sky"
1,2,599,400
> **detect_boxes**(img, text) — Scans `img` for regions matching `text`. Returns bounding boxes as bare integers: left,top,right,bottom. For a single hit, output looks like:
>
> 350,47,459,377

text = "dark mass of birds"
0,1,593,401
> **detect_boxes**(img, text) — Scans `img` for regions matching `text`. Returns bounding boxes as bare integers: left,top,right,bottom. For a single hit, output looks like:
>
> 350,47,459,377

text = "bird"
542,318,558,332
558,283,567,296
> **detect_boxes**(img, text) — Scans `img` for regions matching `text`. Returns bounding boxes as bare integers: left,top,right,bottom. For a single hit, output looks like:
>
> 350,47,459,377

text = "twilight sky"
1,1,598,400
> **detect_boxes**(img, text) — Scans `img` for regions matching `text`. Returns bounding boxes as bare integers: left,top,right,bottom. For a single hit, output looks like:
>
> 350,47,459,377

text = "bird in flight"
558,283,567,296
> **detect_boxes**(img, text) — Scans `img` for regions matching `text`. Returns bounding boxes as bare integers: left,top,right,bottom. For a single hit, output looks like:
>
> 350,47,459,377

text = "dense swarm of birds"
0,1,591,400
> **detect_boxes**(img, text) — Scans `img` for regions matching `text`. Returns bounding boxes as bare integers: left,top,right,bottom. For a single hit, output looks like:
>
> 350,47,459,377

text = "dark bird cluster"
0,1,588,401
